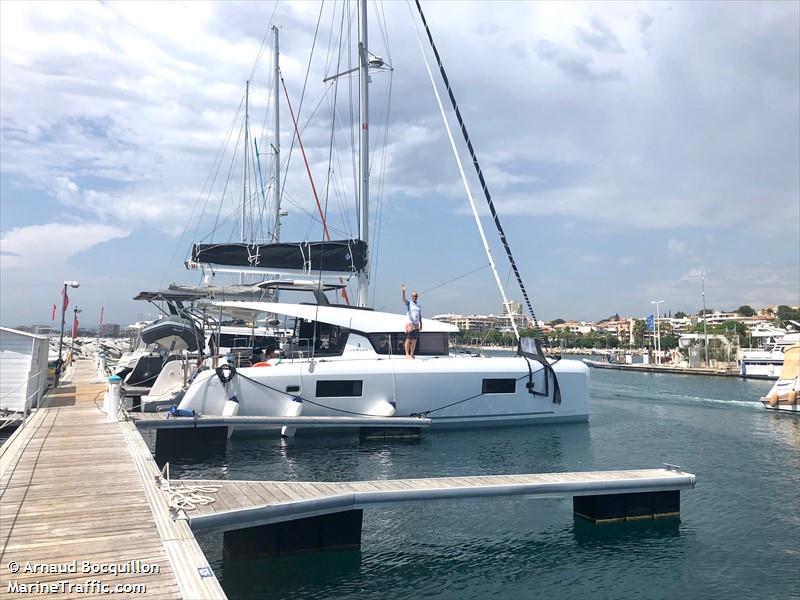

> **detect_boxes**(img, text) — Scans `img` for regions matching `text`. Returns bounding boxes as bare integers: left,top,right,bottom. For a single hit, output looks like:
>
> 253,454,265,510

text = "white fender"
223,396,239,439
280,396,304,438
367,399,397,417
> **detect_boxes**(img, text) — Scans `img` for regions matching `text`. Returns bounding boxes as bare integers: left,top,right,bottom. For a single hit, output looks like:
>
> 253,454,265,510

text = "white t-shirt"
406,300,422,326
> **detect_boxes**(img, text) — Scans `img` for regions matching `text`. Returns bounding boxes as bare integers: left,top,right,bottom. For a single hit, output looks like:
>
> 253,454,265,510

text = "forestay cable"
408,2,521,341
412,0,545,343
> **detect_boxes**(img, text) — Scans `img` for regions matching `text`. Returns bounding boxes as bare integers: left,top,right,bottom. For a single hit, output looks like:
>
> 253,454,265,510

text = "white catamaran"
171,1,590,428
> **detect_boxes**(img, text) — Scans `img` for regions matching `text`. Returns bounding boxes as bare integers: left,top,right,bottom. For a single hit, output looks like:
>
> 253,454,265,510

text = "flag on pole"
61,287,70,315
72,313,79,338
646,315,654,332
99,306,105,327
51,304,57,321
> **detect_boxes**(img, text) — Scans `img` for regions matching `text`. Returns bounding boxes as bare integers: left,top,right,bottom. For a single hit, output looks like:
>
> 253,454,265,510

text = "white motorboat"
740,332,800,379
759,345,800,413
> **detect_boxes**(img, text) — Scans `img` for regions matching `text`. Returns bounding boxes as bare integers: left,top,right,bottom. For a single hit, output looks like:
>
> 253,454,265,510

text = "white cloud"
0,1,797,324
647,265,800,312
1,0,796,236
0,223,129,269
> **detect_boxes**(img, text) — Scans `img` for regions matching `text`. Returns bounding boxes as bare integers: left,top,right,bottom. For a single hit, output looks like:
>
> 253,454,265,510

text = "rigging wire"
248,1,281,82
164,93,244,279
412,0,544,343
281,76,352,305
420,264,491,296
179,4,279,269
369,68,394,305
208,112,248,242
312,2,348,349
278,1,325,229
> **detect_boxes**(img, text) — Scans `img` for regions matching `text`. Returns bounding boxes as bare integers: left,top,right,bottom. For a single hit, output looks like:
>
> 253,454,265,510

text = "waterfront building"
100,323,122,337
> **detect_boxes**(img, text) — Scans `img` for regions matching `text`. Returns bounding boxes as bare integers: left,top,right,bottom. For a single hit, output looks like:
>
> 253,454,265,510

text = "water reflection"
762,412,800,449
571,516,681,547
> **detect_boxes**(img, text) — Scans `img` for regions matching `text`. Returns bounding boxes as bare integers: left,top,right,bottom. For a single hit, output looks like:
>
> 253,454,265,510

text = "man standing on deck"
401,284,422,359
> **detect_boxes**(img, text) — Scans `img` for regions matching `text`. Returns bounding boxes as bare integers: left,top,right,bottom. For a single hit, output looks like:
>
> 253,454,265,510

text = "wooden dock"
1,359,699,594
176,468,696,534
0,360,225,599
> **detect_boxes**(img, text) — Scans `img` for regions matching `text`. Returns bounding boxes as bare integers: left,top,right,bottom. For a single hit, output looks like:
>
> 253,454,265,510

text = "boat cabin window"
316,380,363,397
366,332,449,356
482,378,516,394
294,319,349,357
217,333,279,354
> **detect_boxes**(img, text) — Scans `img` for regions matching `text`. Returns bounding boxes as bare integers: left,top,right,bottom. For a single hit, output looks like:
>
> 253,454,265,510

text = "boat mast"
241,79,251,285
271,26,282,244
356,0,369,307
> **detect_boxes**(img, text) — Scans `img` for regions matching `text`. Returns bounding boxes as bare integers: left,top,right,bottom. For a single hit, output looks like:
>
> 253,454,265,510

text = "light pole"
651,300,664,364
55,280,80,387
701,271,709,366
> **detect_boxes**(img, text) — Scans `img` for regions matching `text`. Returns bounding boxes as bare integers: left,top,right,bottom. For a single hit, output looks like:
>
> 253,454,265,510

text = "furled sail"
191,239,367,273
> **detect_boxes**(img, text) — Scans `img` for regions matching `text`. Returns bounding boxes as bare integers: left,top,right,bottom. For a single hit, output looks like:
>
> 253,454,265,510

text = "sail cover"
191,239,367,273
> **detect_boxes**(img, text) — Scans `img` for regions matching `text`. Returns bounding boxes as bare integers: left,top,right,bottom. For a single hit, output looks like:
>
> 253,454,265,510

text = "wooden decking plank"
0,360,224,599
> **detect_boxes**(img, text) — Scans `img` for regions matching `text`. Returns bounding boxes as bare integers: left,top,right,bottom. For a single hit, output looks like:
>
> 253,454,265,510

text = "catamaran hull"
178,356,590,428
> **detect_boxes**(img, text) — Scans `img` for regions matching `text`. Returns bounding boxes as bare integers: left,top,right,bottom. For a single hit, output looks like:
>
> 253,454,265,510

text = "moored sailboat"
172,1,590,430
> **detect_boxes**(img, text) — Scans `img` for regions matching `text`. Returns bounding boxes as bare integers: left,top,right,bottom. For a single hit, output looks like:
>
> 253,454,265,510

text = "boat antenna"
412,0,545,344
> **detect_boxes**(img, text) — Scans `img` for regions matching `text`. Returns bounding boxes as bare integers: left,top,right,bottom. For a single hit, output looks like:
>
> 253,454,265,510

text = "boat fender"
215,364,236,384
768,393,780,407
788,390,797,405
368,399,396,417
253,362,271,367
222,394,240,417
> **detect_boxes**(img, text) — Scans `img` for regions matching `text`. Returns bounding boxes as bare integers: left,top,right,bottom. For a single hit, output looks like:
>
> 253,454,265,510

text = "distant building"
595,318,631,341
553,321,596,335
100,323,121,337
431,312,532,333
502,301,522,316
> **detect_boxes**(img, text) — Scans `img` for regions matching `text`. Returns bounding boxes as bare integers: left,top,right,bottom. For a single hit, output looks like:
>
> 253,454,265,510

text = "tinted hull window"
316,380,363,397
482,379,516,394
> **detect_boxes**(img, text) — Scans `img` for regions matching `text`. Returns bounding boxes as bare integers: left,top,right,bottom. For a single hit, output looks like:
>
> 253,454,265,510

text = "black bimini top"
191,239,367,273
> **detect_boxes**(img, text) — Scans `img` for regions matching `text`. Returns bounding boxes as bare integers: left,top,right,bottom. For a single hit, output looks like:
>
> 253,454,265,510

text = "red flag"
61,287,69,315
99,306,105,327
72,313,79,338
51,304,56,321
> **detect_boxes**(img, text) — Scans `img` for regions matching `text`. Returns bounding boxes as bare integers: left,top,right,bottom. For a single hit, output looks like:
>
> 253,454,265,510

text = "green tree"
632,319,647,347
777,305,800,321
549,318,565,325
674,311,687,319
736,305,755,317
699,308,715,316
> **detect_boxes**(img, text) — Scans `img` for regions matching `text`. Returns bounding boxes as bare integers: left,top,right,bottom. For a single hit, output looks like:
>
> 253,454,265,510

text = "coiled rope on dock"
166,485,221,511
156,462,221,512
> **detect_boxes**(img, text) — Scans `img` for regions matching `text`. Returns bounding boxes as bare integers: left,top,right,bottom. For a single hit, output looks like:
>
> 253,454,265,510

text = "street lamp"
651,300,664,364
55,280,80,387
701,271,709,366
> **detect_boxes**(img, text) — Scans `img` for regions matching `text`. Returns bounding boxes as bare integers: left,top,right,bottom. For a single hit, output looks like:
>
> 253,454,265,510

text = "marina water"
152,360,798,599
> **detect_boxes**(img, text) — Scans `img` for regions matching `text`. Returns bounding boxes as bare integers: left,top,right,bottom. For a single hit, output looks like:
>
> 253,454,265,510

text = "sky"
1,0,798,328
